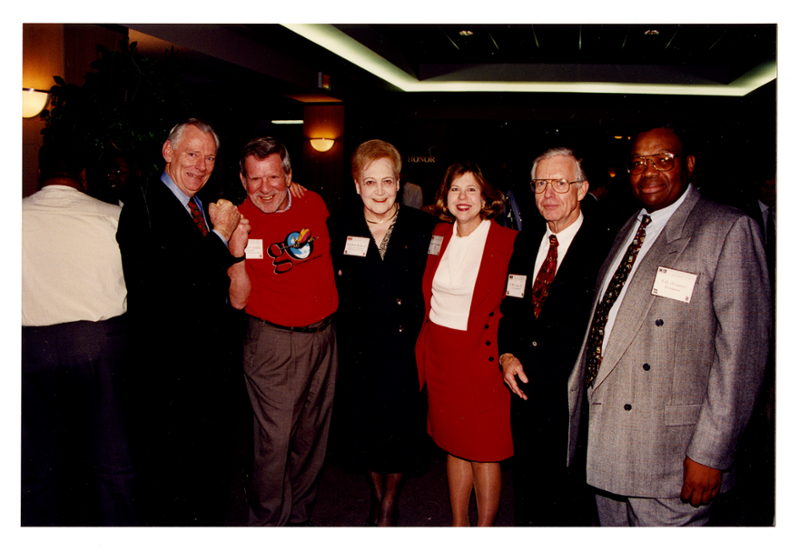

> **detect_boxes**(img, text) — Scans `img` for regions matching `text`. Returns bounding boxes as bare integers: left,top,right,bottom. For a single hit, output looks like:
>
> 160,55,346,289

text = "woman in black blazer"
327,139,437,526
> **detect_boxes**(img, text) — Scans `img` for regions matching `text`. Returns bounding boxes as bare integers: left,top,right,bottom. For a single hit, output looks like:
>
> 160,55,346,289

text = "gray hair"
531,147,587,182
167,118,220,151
239,136,292,178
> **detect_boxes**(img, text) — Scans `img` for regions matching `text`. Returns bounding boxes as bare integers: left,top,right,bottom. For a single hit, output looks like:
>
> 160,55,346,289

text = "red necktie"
188,198,209,236
530,235,559,319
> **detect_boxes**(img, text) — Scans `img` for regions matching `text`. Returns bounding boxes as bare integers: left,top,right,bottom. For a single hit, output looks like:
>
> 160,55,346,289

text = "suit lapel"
594,188,700,388
468,221,507,329
553,220,592,284
150,178,206,242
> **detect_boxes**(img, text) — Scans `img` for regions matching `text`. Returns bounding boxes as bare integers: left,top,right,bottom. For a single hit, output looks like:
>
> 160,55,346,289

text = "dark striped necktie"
584,214,651,388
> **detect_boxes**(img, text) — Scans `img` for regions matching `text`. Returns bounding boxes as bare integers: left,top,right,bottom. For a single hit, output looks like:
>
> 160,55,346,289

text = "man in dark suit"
566,125,770,525
498,147,613,525
116,118,247,525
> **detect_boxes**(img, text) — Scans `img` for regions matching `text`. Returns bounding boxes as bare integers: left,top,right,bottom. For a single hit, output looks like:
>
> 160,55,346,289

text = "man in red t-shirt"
228,137,338,526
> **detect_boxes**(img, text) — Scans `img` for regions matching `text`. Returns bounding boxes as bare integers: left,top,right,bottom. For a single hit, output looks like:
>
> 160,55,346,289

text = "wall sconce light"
310,138,335,153
23,88,50,118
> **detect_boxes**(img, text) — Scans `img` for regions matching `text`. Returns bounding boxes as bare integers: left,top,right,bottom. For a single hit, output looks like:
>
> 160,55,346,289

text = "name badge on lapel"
428,235,443,256
343,236,370,257
506,274,527,298
245,239,263,259
651,266,698,303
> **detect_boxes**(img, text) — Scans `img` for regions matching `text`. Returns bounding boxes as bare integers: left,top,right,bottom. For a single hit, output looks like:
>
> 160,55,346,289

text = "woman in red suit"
416,161,517,526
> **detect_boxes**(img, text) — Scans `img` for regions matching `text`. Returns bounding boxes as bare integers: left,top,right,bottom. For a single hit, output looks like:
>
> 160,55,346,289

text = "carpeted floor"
224,432,515,527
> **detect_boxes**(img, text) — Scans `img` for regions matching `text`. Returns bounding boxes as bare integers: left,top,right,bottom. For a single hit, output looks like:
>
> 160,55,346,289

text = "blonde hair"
350,139,402,180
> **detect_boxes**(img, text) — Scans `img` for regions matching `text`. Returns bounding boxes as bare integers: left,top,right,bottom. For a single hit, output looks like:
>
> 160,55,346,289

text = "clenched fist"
208,199,241,241
229,217,252,258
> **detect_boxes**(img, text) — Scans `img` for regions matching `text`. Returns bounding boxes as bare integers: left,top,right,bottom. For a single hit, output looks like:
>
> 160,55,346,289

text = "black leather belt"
253,315,333,334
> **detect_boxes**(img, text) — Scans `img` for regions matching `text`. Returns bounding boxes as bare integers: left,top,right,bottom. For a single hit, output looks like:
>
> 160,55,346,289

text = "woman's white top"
429,219,491,331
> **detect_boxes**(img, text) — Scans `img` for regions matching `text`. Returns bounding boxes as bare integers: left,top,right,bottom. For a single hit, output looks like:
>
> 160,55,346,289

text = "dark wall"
340,82,776,212
187,76,775,216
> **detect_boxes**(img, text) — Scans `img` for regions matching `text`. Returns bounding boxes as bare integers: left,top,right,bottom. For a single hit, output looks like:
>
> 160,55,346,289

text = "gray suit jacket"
567,186,771,498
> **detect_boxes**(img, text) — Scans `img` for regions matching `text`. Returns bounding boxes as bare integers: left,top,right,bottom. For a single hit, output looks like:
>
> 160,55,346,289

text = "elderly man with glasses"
565,125,771,525
497,146,614,526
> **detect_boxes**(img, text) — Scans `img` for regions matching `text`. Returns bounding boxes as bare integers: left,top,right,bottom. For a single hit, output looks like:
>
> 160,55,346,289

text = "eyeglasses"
626,153,682,175
531,179,583,194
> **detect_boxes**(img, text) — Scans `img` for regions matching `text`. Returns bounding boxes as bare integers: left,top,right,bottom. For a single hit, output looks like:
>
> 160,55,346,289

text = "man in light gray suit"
566,125,771,525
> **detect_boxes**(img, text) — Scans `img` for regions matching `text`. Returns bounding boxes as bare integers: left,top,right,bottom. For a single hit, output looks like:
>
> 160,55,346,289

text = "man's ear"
685,154,696,180
576,180,589,202
75,168,88,194
162,140,173,163
239,172,247,190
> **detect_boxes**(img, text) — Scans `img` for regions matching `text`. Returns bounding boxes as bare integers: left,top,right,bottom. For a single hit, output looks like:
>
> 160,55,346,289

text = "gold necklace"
365,203,399,224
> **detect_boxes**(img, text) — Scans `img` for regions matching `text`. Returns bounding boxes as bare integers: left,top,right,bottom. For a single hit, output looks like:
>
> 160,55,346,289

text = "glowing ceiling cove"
282,23,776,97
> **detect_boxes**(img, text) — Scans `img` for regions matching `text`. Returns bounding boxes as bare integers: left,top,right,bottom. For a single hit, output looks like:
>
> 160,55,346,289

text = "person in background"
416,161,517,526
328,140,437,526
23,141,135,525
400,171,424,209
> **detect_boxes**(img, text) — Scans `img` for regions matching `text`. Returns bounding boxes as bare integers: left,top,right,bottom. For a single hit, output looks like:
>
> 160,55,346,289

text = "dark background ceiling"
126,23,777,102
115,23,776,210
333,24,776,84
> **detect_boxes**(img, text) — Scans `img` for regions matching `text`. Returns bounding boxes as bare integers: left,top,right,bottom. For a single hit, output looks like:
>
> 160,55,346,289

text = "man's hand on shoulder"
290,182,307,198
680,456,722,507
500,353,528,400
209,199,241,242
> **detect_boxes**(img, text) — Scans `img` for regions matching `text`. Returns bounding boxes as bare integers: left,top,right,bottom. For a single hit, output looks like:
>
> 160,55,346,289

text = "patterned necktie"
530,235,559,318
188,197,209,236
584,214,651,388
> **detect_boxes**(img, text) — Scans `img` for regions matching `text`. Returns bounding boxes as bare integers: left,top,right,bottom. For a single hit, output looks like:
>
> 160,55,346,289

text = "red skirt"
423,321,513,462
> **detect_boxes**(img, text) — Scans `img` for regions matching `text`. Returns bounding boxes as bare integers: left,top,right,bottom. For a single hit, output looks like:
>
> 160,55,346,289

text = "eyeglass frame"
530,179,585,194
626,152,683,175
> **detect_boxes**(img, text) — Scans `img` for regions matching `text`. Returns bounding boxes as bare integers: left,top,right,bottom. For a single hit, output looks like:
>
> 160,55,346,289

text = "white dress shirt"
598,184,693,353
533,211,584,276
22,185,127,326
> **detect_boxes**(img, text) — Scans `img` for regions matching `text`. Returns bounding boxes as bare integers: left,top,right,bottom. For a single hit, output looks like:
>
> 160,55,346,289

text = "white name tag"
343,236,370,257
245,239,263,259
428,235,443,256
506,274,527,298
651,266,698,303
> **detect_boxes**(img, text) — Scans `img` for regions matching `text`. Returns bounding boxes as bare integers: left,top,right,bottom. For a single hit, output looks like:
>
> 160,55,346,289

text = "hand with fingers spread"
289,181,307,199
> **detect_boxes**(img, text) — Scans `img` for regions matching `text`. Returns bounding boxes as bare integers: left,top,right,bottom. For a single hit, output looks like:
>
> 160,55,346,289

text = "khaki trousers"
243,316,337,526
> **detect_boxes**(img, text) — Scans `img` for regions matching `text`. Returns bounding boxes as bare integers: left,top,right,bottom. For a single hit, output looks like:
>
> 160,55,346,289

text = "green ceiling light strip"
282,24,775,97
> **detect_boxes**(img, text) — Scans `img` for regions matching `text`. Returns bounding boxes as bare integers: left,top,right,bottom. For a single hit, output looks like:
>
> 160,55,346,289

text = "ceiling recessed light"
459,30,473,37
